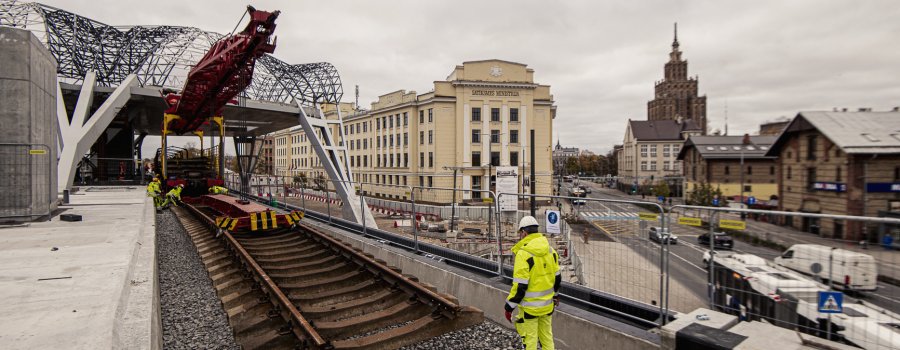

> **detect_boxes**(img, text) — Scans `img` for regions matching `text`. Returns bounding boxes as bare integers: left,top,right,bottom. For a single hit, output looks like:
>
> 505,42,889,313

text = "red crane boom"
164,6,279,135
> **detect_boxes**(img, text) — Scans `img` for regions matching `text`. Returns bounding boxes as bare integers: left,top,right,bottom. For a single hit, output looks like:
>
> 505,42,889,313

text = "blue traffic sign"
547,211,559,224
748,196,757,205
712,198,720,206
658,195,665,203
817,291,843,313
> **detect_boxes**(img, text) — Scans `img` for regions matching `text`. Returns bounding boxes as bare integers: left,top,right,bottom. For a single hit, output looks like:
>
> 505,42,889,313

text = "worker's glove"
504,310,513,323
554,296,560,307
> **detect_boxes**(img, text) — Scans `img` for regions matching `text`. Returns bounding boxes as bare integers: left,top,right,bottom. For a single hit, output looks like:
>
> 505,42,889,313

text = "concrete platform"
0,187,159,350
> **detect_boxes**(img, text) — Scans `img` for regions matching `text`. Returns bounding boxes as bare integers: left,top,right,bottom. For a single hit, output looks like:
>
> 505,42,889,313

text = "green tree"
652,180,670,198
687,182,726,206
293,173,308,187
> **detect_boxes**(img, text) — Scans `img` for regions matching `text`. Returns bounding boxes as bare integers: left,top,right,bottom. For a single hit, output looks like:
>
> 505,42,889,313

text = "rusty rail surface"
181,203,327,347
175,202,483,349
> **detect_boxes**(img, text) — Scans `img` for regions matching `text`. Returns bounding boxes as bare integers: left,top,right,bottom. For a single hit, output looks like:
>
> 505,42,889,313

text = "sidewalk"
0,187,159,349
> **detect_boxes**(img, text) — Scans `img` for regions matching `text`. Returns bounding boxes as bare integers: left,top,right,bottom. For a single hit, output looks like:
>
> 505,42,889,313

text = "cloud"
38,0,900,157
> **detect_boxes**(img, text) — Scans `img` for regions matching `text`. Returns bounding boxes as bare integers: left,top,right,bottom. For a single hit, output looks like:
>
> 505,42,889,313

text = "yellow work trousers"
515,313,554,350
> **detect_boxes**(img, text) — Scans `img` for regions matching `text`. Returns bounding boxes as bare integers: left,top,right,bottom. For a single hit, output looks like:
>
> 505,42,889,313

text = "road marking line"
871,293,900,305
669,252,707,272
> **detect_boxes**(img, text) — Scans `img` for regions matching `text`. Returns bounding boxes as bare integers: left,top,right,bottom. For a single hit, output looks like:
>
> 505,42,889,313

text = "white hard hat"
518,216,539,230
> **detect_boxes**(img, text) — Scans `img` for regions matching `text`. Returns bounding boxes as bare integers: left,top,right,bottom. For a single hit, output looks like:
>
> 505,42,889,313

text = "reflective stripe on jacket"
506,232,561,316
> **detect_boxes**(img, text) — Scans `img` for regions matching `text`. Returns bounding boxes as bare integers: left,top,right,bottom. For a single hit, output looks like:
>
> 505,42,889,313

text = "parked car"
648,226,677,244
698,232,734,249
774,244,877,291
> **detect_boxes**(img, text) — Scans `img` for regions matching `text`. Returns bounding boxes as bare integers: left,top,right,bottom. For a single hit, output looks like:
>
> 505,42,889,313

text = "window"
787,166,792,179
404,133,408,145
491,152,500,166
807,167,817,191
836,166,842,181
363,122,367,132
419,110,424,124
428,130,433,144
376,118,381,130
404,154,408,167
747,166,752,175
419,153,424,167
472,129,481,143
725,166,730,175
472,152,481,166
650,145,658,157
419,176,424,186
472,107,481,121
770,166,775,175
744,185,752,192
377,137,380,148
834,220,844,237
641,161,648,171
895,167,900,181
640,145,648,157
403,113,408,126
390,154,394,167
491,130,500,143
428,108,433,122
510,108,519,122
510,130,519,144
428,176,433,187
472,176,482,191
396,115,400,127
389,115,394,128
364,155,368,167
650,161,657,171
807,135,817,160
663,145,671,157
390,134,394,147
672,145,680,154
663,161,670,170
420,131,424,145
510,152,519,166
491,108,500,122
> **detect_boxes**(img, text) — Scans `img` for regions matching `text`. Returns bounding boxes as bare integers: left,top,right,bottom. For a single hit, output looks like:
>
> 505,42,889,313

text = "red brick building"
767,111,900,240
647,24,707,134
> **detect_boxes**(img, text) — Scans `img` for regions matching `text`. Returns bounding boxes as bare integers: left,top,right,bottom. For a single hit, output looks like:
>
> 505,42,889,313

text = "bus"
710,252,900,349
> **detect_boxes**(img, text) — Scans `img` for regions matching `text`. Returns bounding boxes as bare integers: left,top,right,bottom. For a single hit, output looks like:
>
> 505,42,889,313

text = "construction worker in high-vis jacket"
147,177,162,209
162,183,184,208
504,215,561,350
208,185,228,195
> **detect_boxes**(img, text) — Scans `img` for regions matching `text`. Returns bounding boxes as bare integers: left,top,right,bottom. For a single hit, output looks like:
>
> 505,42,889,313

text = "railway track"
171,203,483,349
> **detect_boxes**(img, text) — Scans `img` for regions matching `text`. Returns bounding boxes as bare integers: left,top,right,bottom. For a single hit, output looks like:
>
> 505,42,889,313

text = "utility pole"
530,129,536,216
444,166,463,231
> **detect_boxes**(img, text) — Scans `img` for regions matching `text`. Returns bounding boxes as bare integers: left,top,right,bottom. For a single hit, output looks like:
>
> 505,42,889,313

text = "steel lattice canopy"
2,1,343,136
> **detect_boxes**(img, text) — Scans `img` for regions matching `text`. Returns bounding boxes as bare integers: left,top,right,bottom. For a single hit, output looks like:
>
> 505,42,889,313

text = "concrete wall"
0,27,59,220
310,221,660,350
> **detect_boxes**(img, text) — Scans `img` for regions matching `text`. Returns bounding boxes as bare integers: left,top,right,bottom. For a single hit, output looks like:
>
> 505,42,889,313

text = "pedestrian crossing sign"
817,291,843,313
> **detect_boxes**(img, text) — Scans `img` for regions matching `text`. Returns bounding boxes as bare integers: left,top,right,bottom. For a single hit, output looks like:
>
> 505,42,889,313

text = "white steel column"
296,105,377,228
57,72,138,192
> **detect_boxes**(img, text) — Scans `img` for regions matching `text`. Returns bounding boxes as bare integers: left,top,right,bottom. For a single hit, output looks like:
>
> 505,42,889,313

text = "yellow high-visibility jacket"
505,233,561,317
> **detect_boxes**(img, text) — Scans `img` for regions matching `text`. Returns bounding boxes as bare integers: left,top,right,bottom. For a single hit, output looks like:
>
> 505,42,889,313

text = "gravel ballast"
401,320,522,350
157,210,240,350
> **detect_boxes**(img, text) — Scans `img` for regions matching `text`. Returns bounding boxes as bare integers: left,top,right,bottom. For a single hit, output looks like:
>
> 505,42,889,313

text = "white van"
774,244,878,291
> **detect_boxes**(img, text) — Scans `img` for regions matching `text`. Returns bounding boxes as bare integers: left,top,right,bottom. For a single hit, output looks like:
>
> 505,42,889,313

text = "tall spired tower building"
647,23,707,134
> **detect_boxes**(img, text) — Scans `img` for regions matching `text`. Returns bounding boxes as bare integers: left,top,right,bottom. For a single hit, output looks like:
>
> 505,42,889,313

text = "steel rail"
297,221,464,319
181,202,328,348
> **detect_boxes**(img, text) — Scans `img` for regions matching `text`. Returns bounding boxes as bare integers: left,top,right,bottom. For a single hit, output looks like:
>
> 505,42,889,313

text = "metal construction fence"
219,174,900,346
666,205,900,349
0,143,53,221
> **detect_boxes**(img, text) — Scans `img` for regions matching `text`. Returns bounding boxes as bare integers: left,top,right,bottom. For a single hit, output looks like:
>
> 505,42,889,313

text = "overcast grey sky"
42,0,900,155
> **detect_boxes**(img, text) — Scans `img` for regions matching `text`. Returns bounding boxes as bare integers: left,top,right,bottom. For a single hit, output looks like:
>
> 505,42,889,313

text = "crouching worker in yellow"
504,216,561,350
208,185,228,195
162,184,184,208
